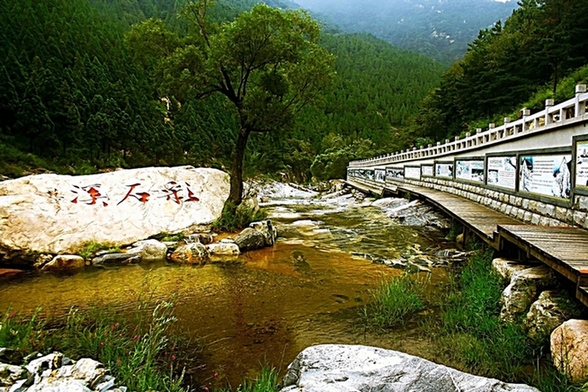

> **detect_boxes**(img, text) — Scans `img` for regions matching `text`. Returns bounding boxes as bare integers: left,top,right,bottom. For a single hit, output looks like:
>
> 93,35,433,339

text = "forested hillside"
410,0,588,143
293,0,518,64
0,0,443,181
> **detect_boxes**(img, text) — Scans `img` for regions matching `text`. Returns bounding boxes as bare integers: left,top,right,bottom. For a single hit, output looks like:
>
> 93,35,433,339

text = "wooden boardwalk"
346,180,588,306
396,183,520,248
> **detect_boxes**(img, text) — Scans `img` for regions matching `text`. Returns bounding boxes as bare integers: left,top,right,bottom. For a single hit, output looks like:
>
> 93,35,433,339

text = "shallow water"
0,194,454,389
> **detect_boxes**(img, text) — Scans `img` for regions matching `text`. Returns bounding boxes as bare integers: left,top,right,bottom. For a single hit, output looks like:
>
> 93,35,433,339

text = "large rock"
500,265,555,322
551,319,588,383
0,166,229,260
280,344,540,392
234,220,278,251
524,291,575,341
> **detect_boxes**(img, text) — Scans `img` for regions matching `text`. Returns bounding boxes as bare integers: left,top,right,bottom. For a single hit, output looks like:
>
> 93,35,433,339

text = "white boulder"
128,239,168,261
280,344,540,392
500,266,555,322
0,166,229,258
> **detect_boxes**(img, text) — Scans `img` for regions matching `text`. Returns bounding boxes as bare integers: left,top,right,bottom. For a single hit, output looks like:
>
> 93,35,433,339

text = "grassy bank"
0,299,187,392
364,249,582,392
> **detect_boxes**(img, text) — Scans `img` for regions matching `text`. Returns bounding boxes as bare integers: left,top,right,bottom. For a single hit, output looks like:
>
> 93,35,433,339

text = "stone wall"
404,177,584,227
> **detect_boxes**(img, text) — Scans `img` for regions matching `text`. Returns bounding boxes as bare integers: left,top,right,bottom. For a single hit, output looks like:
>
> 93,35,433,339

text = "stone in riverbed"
92,253,141,265
0,269,24,279
170,243,209,264
206,241,240,256
127,239,167,261
500,265,556,322
524,290,576,341
234,220,278,251
280,344,540,392
40,255,85,271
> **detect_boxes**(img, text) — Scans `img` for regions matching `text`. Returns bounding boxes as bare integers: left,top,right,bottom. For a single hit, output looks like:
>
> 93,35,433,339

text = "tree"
156,0,335,209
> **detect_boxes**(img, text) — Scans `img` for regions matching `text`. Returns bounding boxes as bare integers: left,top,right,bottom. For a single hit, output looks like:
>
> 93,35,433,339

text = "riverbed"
0,186,456,389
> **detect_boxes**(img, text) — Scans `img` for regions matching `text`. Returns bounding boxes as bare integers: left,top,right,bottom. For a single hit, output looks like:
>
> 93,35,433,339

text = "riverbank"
0,181,582,391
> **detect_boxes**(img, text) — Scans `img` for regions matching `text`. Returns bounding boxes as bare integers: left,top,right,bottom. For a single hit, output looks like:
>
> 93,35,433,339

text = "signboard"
455,160,484,182
386,167,404,180
520,154,572,199
422,165,434,177
375,169,386,183
487,156,517,190
576,140,588,188
435,162,453,178
405,166,421,180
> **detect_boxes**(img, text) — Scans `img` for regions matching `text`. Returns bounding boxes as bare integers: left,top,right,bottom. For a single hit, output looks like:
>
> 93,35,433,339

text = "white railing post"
545,98,554,125
576,84,587,117
521,108,530,132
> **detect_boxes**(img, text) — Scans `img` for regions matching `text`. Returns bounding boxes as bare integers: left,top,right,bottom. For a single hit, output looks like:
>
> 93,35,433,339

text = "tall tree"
143,0,335,208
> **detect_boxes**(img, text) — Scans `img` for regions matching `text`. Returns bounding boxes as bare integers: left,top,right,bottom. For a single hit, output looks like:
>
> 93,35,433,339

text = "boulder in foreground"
280,344,540,392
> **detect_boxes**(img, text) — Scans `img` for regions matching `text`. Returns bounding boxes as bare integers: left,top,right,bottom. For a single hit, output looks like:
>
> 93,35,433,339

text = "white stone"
551,319,588,383
206,242,240,256
41,255,85,271
492,258,530,281
500,266,555,322
525,291,573,341
0,166,229,258
128,239,167,261
170,243,209,264
280,344,540,392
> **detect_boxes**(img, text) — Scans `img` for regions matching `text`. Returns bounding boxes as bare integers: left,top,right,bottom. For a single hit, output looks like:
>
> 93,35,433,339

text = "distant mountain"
292,0,518,63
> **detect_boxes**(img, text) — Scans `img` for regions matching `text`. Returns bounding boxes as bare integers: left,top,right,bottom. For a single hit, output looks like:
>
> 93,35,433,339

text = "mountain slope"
293,0,518,63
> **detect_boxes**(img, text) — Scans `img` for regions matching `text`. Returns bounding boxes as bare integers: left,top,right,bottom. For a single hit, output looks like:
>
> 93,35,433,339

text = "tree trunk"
227,127,251,208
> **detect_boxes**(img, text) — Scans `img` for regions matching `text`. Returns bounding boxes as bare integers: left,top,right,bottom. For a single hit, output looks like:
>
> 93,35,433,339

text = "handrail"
349,86,588,168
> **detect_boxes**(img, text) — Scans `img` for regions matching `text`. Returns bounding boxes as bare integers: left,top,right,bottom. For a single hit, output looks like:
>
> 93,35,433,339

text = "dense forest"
0,0,443,181
410,0,588,142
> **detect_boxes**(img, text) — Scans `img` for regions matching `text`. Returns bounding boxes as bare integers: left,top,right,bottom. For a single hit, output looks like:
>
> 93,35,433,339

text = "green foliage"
0,309,43,353
212,202,267,232
438,250,533,380
294,0,517,64
363,273,426,328
56,301,186,392
74,241,121,260
412,0,588,142
215,366,280,392
1,299,186,392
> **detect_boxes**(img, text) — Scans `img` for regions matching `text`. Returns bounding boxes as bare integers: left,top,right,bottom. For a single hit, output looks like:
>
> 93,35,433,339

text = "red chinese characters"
71,184,109,207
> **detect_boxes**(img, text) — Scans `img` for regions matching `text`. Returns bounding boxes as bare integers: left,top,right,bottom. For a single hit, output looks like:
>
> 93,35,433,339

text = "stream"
0,185,458,390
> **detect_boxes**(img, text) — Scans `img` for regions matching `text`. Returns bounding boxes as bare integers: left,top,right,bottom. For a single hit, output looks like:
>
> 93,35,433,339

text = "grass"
214,366,280,392
73,240,122,260
0,298,187,392
437,249,531,379
363,272,427,328
212,202,267,232
432,249,582,391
